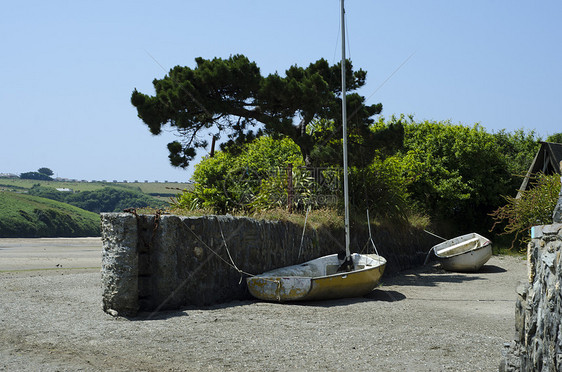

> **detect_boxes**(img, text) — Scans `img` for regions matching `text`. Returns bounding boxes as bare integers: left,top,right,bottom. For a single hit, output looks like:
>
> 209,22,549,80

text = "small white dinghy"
429,232,492,272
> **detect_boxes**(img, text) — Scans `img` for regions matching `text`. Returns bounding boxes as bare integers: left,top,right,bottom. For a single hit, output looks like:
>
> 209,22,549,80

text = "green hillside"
0,191,101,238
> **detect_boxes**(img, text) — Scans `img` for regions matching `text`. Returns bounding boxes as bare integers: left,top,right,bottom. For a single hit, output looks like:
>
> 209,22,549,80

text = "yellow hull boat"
246,253,386,302
247,0,387,303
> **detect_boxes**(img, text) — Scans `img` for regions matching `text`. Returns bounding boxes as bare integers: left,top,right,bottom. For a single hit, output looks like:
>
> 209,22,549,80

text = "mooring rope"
422,229,448,265
216,217,243,273
424,229,448,241
181,219,255,278
145,243,219,319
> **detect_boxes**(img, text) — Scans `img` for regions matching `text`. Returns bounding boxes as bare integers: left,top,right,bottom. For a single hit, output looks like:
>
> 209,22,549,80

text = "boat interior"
436,237,482,257
257,254,383,278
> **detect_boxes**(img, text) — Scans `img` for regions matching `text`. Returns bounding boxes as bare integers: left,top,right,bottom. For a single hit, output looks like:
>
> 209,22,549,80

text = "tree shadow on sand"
381,262,507,288
364,289,406,302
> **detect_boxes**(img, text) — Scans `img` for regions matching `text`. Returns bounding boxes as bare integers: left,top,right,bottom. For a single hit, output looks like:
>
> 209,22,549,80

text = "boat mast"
341,0,351,260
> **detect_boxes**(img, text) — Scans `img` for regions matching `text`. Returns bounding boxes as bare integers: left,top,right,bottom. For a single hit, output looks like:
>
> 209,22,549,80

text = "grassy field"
0,179,193,200
0,191,101,237
132,182,193,196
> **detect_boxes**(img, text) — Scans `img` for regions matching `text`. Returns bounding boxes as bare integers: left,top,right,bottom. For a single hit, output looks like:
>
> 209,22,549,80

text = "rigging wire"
332,7,341,64
144,49,224,156
298,205,312,259
346,51,416,125
366,209,380,256
144,49,213,121
332,2,352,66
365,51,416,104
216,217,247,282
424,229,448,241
145,245,219,319
345,7,351,63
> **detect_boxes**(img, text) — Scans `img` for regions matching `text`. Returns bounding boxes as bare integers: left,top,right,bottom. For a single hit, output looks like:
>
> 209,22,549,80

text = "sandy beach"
0,238,526,371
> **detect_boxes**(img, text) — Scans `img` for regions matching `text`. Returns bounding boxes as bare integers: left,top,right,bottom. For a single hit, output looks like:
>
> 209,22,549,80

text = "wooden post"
210,135,217,158
287,163,293,214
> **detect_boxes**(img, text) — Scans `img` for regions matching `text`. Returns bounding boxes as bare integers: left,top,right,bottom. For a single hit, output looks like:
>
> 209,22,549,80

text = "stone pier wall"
101,213,433,316
500,223,562,371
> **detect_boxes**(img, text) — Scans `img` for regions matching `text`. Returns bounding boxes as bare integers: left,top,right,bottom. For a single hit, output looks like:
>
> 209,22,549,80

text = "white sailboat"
246,0,386,302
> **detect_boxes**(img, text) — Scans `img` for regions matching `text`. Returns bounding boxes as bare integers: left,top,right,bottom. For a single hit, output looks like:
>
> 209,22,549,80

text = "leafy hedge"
174,117,545,239
175,136,304,213
28,186,167,213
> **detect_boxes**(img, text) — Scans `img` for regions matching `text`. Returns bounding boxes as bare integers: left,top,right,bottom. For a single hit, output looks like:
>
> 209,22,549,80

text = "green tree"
349,155,410,220
37,167,54,177
307,116,404,168
131,55,383,168
20,171,52,181
547,133,562,143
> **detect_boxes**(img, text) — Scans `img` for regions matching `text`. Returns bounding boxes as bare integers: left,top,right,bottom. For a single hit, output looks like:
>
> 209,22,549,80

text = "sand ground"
0,238,526,371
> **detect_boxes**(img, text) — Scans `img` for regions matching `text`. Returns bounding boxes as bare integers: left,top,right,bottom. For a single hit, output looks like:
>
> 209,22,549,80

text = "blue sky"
1,0,561,182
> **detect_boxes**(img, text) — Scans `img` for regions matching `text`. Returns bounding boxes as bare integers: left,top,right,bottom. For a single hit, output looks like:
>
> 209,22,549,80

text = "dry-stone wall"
500,223,562,371
101,213,433,316
500,171,562,371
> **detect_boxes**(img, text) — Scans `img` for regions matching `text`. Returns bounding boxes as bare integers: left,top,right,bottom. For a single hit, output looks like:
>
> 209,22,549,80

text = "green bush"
395,119,514,230
175,136,304,213
250,166,317,211
490,173,560,249
349,155,410,220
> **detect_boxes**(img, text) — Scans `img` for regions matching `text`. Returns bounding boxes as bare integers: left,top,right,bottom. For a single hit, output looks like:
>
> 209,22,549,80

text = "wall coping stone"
530,223,562,239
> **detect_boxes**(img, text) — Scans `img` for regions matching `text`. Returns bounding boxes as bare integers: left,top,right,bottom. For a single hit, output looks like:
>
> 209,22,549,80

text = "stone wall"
500,223,562,371
101,213,434,316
